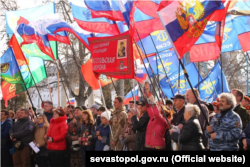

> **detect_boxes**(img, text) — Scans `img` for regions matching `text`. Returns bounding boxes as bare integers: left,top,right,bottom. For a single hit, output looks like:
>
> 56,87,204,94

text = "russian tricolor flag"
124,85,139,105
69,0,120,36
16,23,55,60
84,0,124,21
66,98,75,105
157,0,227,58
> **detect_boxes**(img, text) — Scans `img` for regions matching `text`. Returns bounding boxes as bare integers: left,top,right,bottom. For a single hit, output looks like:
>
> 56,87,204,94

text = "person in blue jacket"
239,120,250,151
1,109,13,167
95,111,111,151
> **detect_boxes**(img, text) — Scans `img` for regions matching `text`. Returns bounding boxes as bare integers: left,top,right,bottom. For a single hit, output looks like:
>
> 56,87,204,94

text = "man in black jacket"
9,109,35,167
171,94,186,128
131,101,150,151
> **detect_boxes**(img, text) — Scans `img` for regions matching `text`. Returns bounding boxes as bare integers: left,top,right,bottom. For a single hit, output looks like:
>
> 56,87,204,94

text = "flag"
117,0,134,27
134,0,161,18
135,59,147,83
124,85,139,105
130,7,163,41
81,59,118,90
1,81,26,107
47,31,71,45
20,56,47,89
190,2,229,62
143,50,179,77
1,48,24,84
221,16,242,53
84,0,124,21
69,0,120,35
17,23,55,60
47,20,92,50
158,0,226,58
66,97,75,105
232,15,250,52
137,30,172,55
160,63,202,98
228,0,250,15
5,3,58,60
9,35,28,66
197,61,230,102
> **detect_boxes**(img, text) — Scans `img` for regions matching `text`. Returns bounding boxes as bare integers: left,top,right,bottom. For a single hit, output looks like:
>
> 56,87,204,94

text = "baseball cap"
129,101,140,105
91,104,99,110
137,100,147,106
171,94,185,100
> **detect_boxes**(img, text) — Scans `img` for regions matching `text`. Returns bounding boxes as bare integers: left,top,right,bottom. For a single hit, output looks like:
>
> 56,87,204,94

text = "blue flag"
160,63,202,98
143,50,179,77
197,61,230,103
137,30,172,55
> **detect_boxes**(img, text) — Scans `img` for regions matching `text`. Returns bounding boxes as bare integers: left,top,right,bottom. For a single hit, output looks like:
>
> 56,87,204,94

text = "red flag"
9,35,28,66
88,31,134,79
81,59,118,90
1,81,25,107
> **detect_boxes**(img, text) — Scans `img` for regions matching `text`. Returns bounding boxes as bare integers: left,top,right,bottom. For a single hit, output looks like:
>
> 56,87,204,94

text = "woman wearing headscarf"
170,103,205,151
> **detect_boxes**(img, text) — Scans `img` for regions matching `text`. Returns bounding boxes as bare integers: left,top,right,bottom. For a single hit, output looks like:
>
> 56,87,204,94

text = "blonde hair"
185,103,200,116
8,110,15,118
162,105,174,119
81,110,95,125
36,114,50,128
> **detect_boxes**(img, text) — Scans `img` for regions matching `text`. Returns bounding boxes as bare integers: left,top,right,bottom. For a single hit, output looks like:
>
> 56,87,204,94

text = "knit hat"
101,111,111,121
75,106,83,111
91,104,99,110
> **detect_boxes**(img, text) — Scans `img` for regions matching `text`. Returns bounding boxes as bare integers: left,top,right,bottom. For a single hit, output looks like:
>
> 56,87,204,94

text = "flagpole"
111,78,118,96
220,54,223,93
198,62,200,92
178,61,181,94
157,12,209,126
133,79,136,110
57,68,60,107
202,62,218,97
47,78,53,103
149,34,175,97
135,29,166,101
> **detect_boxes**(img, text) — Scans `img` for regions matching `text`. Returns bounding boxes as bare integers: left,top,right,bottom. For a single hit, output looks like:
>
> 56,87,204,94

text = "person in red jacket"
145,105,170,150
46,108,68,167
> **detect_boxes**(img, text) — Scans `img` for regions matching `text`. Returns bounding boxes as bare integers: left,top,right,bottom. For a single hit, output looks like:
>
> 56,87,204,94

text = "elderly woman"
170,104,205,151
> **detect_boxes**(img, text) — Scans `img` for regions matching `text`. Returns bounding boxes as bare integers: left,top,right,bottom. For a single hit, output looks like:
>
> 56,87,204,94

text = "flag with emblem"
137,30,173,55
160,63,202,98
69,0,120,36
157,0,227,58
5,2,58,60
142,50,179,77
1,81,26,107
197,61,230,102
1,48,24,84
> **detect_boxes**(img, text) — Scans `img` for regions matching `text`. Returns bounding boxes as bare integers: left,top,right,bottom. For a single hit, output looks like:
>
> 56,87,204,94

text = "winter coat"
47,115,68,151
171,116,205,151
110,107,127,150
9,117,35,146
78,122,95,148
131,112,150,151
44,112,53,123
95,124,110,151
234,104,250,130
172,106,185,126
33,124,48,148
120,122,136,151
145,106,169,150
1,118,13,148
239,120,250,151
67,116,82,143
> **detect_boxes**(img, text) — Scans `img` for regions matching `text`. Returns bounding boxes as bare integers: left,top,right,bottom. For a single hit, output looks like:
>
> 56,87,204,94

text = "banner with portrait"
88,31,134,79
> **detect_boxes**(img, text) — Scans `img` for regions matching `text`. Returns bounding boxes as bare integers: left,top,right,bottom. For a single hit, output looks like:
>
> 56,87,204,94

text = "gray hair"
219,93,237,108
185,103,200,117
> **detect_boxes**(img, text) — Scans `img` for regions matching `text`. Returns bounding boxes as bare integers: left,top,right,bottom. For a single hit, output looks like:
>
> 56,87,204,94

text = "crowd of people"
1,88,250,167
